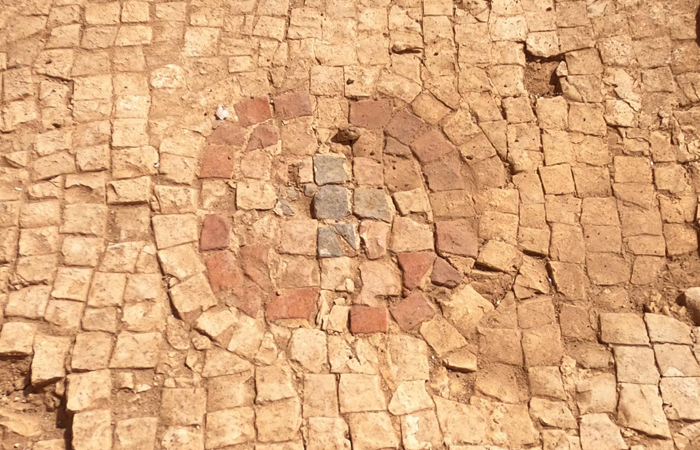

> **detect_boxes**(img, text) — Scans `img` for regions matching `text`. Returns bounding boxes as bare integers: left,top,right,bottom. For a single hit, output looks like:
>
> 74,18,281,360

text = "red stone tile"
384,136,412,156
205,251,244,293
349,99,393,129
200,214,230,251
397,251,436,290
411,130,456,164
266,287,319,322
273,92,313,120
240,244,272,290
390,292,435,331
199,144,234,179
436,220,479,257
350,306,388,334
385,109,424,145
231,280,266,318
208,122,246,146
235,97,272,127
247,123,280,150
430,257,464,288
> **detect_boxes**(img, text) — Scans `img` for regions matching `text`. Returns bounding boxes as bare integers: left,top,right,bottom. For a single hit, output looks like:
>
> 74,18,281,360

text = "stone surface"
388,380,433,415
600,313,650,345
308,418,350,450
289,328,327,372
434,396,486,445
576,373,618,414
435,220,479,257
256,398,302,442
0,322,37,355
66,369,112,412
304,374,339,418
237,181,277,210
114,418,158,450
390,292,435,331
579,414,627,450
339,374,387,413
72,410,112,450
645,313,693,344
266,288,318,323
205,407,256,447
614,346,660,384
313,186,351,220
347,412,399,450
110,332,161,369
200,214,230,251
618,383,670,438
439,285,494,337
350,306,388,334
1,3,698,445
397,252,436,290
660,377,700,421
420,316,467,356
314,154,349,185
31,334,71,385
354,188,392,222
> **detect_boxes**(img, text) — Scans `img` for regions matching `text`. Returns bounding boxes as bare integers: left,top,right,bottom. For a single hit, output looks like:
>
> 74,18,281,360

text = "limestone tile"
347,412,399,450
207,372,255,412
66,369,112,412
339,374,387,413
579,413,626,450
44,299,84,331
161,427,204,450
420,315,467,356
645,313,693,344
475,364,528,404
613,346,659,384
256,398,302,442
617,383,670,439
109,332,161,369
202,348,253,378
168,273,217,321
16,255,59,284
71,332,113,371
0,322,37,356
88,272,127,307
328,336,379,375
528,366,567,400
304,374,339,417
114,417,158,450
386,335,429,382
523,324,563,367
256,363,296,403
51,267,93,302
5,286,50,319
289,328,327,373
388,380,433,415
600,312,649,345
161,388,206,426
72,410,112,450
478,328,523,366
152,214,198,250
308,417,351,450
400,409,442,450
205,407,255,447
660,377,700,421
653,344,700,377
433,396,486,445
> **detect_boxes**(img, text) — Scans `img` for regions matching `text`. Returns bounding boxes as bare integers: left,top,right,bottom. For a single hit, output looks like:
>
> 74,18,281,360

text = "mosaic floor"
1,0,700,448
